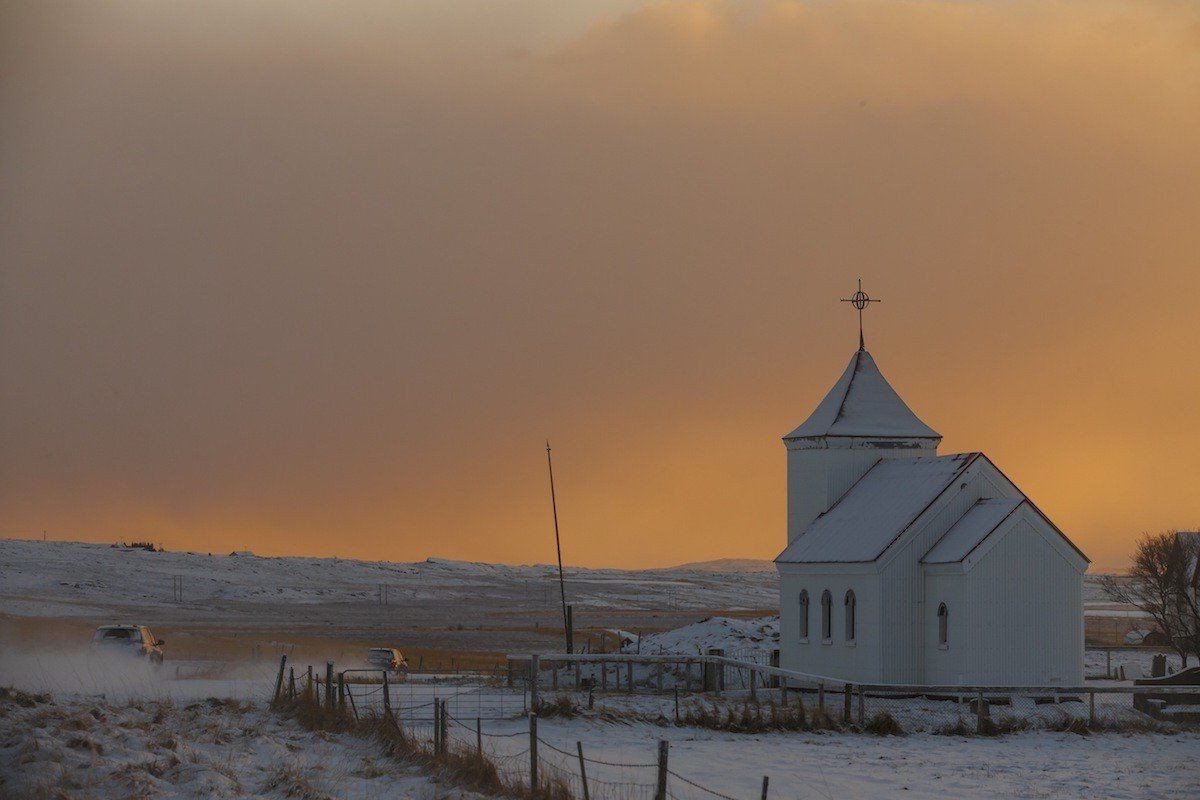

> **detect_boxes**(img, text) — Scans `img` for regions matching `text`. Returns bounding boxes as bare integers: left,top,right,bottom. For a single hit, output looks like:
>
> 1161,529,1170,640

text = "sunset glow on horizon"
2,1,1198,572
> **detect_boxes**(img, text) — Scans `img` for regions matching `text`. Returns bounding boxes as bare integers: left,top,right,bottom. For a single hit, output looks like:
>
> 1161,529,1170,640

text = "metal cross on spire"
840,278,880,350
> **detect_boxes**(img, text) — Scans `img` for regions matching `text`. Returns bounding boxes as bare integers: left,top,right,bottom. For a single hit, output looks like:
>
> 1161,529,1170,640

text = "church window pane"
938,603,949,647
844,590,857,642
799,590,809,640
820,590,832,641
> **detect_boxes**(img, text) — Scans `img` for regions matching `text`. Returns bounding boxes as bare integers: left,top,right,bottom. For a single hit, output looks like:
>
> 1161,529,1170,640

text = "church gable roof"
783,348,941,441
921,498,1024,564
776,453,979,564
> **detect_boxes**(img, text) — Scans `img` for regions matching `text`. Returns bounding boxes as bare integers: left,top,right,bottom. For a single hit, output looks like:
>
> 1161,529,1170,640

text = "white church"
776,301,1089,687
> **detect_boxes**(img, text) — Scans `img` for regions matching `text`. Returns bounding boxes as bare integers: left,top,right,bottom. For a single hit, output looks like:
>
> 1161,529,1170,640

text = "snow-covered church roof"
777,453,979,563
921,497,1024,564
784,348,940,441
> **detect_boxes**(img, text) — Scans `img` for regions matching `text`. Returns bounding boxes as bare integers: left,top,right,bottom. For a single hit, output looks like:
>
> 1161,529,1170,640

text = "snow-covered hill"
0,539,779,627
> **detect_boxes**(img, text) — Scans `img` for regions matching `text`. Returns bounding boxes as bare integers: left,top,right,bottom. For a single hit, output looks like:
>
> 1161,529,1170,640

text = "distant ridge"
667,558,775,573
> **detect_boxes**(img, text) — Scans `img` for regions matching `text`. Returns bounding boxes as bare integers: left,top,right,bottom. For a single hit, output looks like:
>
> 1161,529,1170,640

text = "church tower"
783,347,941,545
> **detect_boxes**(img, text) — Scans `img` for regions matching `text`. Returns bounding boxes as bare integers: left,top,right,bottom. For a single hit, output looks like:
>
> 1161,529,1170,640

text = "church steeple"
782,345,941,544
784,348,940,442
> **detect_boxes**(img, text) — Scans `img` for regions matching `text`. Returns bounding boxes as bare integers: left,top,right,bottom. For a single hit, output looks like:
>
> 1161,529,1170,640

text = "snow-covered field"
0,540,781,659
0,688,464,800
4,538,1192,800
4,664,1198,800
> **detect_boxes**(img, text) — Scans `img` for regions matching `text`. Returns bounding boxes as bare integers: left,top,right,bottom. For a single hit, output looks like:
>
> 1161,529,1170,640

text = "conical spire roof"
784,348,940,440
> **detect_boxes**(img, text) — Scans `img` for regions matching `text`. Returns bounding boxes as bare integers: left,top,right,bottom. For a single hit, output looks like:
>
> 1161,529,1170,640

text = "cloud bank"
1,1,1198,568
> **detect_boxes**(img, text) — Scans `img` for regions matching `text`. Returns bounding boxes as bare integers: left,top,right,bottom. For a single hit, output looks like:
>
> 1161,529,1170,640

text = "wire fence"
267,650,1199,800
507,651,1200,734
272,657,777,800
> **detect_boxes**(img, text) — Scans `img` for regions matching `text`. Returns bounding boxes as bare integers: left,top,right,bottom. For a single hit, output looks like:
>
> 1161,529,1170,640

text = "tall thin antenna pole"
545,441,570,652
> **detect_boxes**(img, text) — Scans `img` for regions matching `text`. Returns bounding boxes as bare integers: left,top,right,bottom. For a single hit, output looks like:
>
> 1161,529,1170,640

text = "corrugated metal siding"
953,515,1084,684
779,571,883,682
880,464,1014,683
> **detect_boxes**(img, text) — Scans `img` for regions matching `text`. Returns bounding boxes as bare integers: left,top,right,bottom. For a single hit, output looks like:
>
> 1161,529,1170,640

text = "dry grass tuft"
0,687,53,709
533,695,581,719
863,711,905,736
673,699,826,733
261,763,336,800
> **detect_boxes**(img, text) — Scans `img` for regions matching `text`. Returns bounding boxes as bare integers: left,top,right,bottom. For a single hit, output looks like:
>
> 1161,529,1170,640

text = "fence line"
267,649,1198,800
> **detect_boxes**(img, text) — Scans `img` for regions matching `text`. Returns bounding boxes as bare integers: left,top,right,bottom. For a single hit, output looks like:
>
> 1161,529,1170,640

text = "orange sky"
1,1,1198,571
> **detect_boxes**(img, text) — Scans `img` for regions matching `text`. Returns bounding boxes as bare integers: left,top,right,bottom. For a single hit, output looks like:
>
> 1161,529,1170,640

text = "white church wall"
878,461,1016,683
924,569,968,684
785,440,936,544
946,513,1085,685
779,567,883,683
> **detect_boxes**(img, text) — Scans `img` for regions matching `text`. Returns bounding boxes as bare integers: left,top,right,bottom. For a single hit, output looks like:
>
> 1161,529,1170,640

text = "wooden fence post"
476,717,482,755
655,740,669,800
770,649,781,688
857,685,865,726
338,672,345,711
1088,690,1096,727
325,662,334,710
674,687,680,723
529,713,539,792
273,654,288,702
530,655,540,711
436,695,446,753
288,667,296,699
975,690,987,734
749,669,757,702
440,700,448,755
761,775,770,800
382,672,392,721
601,660,608,692
627,661,633,693
577,741,590,800
307,665,313,699
818,682,825,713
843,683,852,724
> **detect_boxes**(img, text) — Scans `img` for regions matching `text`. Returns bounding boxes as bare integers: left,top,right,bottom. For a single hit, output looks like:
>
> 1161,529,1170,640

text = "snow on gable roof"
784,348,941,441
921,498,1023,564
776,453,978,564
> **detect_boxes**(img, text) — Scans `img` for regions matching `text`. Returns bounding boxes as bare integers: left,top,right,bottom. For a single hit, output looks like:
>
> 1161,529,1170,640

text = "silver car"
365,647,407,674
91,624,165,665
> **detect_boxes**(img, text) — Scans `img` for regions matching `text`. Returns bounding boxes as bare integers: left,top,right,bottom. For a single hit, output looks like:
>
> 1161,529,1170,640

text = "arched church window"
799,590,810,641
820,590,832,641
937,603,949,648
844,590,857,642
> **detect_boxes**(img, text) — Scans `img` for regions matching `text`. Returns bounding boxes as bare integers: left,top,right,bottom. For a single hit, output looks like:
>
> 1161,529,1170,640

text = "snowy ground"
4,539,1190,798
3,642,1198,800
0,688,472,800
3,667,1197,800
